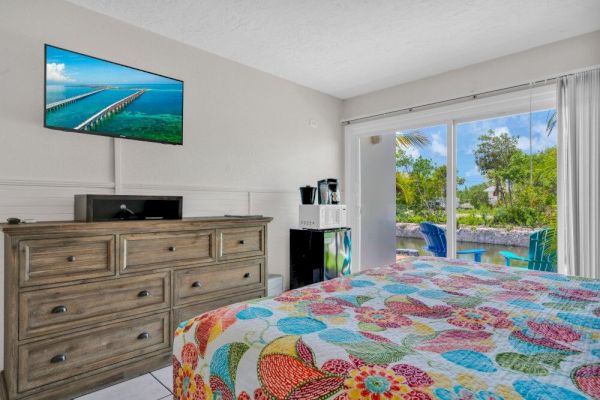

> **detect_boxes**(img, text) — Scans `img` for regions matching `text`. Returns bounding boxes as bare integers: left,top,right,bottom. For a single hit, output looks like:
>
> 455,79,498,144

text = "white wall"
359,134,396,269
343,30,600,120
0,0,343,369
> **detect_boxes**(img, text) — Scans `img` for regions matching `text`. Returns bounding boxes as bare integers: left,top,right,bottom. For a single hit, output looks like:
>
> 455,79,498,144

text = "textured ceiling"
66,0,600,99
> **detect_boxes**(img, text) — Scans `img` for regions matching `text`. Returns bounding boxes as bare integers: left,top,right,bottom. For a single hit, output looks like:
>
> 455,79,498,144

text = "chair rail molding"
0,178,115,189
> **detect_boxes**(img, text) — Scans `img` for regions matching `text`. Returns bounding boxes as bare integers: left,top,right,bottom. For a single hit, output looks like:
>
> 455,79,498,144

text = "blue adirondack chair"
499,228,557,272
419,222,487,262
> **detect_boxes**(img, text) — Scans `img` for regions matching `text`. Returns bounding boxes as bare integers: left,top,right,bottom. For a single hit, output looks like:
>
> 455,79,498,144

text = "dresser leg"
0,371,8,400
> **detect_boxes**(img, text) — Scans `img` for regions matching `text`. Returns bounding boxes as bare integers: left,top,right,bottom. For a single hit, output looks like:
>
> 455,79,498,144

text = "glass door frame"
344,85,556,271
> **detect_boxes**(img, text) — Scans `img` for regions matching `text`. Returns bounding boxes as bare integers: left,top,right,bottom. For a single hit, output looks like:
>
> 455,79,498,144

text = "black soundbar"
74,194,183,222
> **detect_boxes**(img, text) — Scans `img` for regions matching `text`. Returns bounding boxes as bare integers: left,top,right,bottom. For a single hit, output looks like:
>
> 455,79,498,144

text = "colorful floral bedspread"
173,257,600,400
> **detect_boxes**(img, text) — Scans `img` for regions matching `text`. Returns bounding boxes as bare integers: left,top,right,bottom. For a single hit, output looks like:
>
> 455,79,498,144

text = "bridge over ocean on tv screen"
44,44,183,145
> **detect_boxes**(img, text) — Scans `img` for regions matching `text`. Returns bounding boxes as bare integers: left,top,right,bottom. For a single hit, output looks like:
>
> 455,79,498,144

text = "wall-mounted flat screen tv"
44,44,183,145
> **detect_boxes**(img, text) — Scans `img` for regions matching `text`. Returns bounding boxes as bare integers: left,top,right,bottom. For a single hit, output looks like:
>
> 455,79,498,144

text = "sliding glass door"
395,124,448,259
391,94,558,266
454,110,557,265
349,85,557,270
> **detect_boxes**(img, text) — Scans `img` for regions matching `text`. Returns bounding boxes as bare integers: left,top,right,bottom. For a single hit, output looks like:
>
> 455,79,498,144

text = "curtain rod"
342,64,600,125
341,78,558,126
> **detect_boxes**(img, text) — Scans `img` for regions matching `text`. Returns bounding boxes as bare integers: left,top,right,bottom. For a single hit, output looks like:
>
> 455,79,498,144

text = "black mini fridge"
289,228,351,289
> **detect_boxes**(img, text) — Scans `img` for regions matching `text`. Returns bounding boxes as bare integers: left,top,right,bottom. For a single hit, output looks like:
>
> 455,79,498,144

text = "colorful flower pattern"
173,257,600,399
343,365,411,400
309,301,346,316
447,306,513,331
355,306,412,329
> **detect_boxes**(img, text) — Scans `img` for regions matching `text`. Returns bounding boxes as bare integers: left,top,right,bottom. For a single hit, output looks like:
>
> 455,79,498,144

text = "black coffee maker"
317,178,340,204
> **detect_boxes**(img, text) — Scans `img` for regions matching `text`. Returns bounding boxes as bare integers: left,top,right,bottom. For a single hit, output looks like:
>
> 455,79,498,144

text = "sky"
398,109,557,188
45,45,181,85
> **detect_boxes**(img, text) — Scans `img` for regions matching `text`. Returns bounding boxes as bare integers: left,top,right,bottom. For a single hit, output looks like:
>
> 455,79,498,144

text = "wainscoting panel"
0,180,298,370
121,185,249,216
0,181,114,221
250,191,298,290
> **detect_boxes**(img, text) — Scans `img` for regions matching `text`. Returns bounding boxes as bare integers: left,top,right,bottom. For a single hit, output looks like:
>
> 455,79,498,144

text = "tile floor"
75,366,173,400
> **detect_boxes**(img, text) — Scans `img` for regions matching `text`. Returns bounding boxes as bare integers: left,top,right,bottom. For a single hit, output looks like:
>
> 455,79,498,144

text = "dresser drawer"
174,289,264,330
174,259,264,305
218,226,264,260
18,235,115,287
120,230,215,273
18,312,170,393
19,272,170,339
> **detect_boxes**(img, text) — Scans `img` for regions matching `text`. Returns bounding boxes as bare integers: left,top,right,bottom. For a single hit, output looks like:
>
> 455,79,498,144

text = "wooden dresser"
0,216,272,400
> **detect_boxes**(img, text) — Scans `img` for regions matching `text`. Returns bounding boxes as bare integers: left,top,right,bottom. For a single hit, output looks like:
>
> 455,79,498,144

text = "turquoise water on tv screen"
45,46,183,144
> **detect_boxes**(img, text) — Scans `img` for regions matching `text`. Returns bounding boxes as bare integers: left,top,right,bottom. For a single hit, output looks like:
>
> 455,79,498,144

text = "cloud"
491,126,511,136
46,63,73,82
532,122,551,136
516,120,557,153
404,146,420,159
517,133,556,153
431,133,447,156
479,123,556,153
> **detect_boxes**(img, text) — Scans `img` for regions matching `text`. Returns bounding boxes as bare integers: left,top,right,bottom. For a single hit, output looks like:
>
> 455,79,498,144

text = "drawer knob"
168,246,177,252
138,332,150,340
51,305,68,314
191,281,202,288
243,272,251,278
239,240,245,245
67,255,76,262
138,290,151,297
50,354,67,364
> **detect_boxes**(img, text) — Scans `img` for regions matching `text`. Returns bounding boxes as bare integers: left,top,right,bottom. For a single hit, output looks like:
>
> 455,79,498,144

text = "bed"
172,256,600,400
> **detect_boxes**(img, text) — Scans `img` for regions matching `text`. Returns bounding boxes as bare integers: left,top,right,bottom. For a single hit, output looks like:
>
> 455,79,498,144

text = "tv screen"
44,45,183,145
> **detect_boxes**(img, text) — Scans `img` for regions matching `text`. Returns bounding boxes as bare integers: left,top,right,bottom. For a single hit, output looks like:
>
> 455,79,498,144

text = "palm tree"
396,173,414,205
396,130,430,149
545,110,557,136
395,130,431,220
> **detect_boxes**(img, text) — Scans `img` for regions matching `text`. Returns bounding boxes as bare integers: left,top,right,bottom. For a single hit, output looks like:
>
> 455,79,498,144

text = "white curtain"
557,68,600,278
